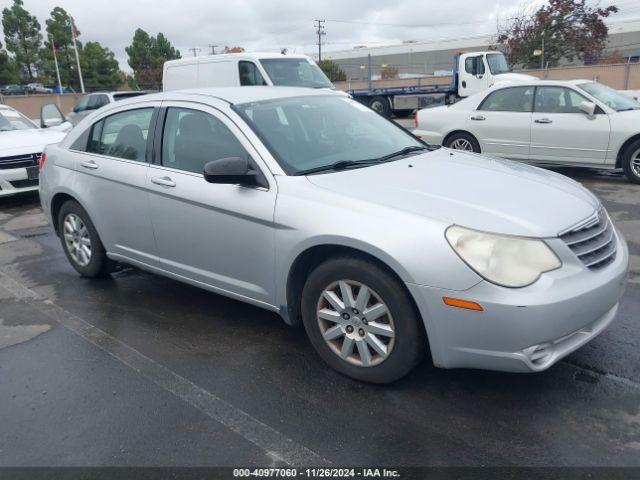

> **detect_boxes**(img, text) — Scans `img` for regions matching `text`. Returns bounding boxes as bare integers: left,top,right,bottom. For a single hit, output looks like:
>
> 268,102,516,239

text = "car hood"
0,128,68,157
306,149,599,237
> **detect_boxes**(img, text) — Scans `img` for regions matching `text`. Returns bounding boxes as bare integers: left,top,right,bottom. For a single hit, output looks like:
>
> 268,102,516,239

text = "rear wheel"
58,200,111,277
368,96,391,117
301,257,425,383
621,140,640,184
444,132,481,153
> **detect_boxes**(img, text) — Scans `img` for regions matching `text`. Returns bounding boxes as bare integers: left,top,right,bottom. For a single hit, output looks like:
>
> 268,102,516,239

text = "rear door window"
88,108,154,161
479,87,535,112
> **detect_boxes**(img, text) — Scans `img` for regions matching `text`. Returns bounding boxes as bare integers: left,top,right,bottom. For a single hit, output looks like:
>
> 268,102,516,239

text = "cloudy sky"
3,0,639,71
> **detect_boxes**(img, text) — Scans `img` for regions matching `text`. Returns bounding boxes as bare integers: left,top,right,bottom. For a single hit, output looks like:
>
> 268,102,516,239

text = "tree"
41,7,81,89
498,0,618,69
0,41,20,84
318,59,346,82
600,49,626,65
126,28,180,88
2,0,42,80
81,42,124,90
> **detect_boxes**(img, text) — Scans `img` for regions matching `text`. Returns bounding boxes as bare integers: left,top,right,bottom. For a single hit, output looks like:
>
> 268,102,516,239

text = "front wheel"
301,257,425,383
444,132,481,153
621,140,640,184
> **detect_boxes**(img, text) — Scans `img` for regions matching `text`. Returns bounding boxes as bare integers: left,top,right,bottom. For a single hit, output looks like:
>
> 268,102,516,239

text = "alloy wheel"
632,148,640,177
450,138,473,151
63,213,92,267
316,280,395,367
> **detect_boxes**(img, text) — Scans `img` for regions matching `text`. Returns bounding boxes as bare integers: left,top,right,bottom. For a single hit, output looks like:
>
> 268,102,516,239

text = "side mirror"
579,100,597,118
41,103,66,128
203,157,265,187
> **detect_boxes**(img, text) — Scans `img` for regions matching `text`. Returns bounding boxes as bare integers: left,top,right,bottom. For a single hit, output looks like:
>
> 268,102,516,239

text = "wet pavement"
0,166,639,467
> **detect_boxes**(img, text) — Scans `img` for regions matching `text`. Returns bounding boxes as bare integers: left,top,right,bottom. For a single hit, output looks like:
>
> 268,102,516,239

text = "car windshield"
486,54,510,75
0,108,36,131
259,58,333,89
578,82,640,112
234,95,424,175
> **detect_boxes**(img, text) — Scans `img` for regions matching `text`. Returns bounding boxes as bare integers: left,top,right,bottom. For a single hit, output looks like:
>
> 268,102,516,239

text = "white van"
163,52,334,91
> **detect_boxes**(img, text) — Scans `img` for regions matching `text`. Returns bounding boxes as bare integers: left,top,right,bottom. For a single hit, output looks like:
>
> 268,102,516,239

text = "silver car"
39,87,629,383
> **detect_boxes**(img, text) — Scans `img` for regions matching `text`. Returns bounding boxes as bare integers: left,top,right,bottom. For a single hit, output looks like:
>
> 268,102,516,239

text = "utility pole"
189,47,201,57
314,19,326,62
541,35,545,70
208,44,218,55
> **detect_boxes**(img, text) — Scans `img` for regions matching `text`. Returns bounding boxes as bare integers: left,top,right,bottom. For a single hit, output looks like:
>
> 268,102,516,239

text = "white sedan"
0,104,70,197
414,80,640,183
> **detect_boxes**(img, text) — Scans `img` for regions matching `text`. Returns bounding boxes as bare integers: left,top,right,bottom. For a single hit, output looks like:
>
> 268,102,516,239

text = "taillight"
414,111,419,129
38,152,46,170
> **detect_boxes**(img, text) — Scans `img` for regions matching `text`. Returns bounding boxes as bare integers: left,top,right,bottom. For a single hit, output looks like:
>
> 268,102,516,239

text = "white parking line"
0,270,329,467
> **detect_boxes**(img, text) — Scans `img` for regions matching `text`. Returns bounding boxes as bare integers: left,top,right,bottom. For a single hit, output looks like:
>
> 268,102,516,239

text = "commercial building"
320,19,640,81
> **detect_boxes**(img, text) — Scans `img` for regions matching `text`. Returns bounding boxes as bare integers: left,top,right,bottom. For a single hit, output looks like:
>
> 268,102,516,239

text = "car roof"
113,86,342,107
164,52,311,66
493,79,595,90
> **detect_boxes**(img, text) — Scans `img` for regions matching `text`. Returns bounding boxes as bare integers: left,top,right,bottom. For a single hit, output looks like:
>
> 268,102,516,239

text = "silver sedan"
39,87,629,383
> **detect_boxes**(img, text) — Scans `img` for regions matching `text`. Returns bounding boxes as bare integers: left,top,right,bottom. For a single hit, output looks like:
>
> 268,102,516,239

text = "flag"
70,18,79,39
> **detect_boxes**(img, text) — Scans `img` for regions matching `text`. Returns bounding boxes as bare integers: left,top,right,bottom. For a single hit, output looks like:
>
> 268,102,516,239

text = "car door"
459,54,489,97
73,104,159,266
146,102,277,306
530,86,611,165
468,86,534,160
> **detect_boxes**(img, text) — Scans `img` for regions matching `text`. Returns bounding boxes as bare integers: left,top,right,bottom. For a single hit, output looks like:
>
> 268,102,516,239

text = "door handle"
151,176,176,187
535,118,553,124
80,160,98,170
470,115,486,121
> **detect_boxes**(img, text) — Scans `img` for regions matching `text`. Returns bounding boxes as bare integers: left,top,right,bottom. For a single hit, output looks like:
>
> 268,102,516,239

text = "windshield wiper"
377,145,430,162
295,159,381,176
617,107,640,112
294,146,431,176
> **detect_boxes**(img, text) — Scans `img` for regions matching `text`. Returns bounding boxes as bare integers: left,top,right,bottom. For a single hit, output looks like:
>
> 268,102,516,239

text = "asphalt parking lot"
1,154,639,467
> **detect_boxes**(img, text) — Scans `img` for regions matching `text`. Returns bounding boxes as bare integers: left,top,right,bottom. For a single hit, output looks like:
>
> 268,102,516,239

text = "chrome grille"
559,208,616,270
0,153,40,170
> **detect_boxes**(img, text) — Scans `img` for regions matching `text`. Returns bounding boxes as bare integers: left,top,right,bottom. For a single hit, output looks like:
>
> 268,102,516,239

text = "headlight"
445,226,561,288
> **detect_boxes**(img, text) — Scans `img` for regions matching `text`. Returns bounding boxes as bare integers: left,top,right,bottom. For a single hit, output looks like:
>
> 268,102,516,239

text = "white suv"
68,91,148,125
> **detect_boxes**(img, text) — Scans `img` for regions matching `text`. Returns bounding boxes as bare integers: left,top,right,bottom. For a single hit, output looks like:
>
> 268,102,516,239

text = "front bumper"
407,229,629,372
0,167,39,197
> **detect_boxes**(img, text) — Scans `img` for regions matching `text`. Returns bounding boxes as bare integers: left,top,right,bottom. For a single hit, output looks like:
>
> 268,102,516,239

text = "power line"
188,47,201,57
208,44,219,55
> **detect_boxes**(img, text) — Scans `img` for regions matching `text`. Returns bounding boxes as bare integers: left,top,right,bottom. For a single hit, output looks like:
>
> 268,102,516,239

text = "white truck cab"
456,52,536,98
163,52,334,91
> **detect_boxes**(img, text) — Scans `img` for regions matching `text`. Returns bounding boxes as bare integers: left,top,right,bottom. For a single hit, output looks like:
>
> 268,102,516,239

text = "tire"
368,96,391,118
444,132,481,153
621,139,640,184
58,200,111,277
301,257,426,383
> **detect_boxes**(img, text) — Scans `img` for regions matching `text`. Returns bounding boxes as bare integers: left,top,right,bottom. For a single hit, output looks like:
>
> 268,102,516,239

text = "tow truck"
345,51,536,117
